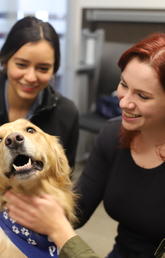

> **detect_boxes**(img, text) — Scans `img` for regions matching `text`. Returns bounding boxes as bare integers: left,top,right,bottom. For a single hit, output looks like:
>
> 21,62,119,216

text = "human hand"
4,191,76,248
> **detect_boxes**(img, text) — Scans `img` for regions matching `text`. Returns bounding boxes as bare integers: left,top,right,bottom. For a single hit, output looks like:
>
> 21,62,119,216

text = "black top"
75,118,165,258
0,74,79,167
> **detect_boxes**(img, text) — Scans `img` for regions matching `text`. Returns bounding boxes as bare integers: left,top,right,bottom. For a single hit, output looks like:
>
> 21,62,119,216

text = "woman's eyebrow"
38,63,53,67
14,57,28,62
14,57,53,66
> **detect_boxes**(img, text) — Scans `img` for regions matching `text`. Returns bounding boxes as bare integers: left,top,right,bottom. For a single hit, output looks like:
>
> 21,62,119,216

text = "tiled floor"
73,163,118,258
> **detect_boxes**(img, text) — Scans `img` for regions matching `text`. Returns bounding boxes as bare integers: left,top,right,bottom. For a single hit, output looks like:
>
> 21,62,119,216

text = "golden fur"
0,119,76,258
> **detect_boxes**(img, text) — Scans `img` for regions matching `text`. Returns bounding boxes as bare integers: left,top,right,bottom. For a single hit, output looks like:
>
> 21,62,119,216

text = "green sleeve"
59,235,101,258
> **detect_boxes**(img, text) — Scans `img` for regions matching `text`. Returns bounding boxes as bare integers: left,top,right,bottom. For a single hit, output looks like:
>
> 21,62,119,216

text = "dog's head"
0,119,72,192
0,119,76,222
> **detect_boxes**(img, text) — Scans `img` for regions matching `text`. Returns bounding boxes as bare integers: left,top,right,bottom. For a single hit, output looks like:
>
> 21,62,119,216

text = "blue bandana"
0,211,58,257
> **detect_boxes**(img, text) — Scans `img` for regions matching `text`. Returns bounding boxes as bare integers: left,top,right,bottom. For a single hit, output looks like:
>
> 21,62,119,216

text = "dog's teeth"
13,158,32,171
28,158,32,166
13,164,18,170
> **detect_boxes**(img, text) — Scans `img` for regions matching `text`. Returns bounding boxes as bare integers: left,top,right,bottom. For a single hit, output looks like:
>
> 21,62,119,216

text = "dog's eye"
26,127,36,134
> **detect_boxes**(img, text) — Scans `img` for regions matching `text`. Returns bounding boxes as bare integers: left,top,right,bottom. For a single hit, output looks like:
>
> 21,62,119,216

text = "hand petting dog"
5,191,77,249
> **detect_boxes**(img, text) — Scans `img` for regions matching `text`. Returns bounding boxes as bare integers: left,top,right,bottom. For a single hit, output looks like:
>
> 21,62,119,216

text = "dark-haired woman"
0,16,79,168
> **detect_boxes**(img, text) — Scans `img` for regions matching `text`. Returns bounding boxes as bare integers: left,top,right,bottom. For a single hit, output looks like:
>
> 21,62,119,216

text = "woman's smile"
123,111,141,118
19,82,40,92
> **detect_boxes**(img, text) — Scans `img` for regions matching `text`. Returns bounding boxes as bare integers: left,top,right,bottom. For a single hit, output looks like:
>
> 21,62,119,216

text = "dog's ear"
45,134,72,186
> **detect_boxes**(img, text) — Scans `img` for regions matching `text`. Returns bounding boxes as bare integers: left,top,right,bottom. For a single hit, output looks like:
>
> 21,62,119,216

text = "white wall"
18,0,66,13
0,0,18,47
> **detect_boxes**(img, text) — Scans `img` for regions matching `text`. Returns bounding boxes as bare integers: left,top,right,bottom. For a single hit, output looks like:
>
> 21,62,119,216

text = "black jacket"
0,75,79,167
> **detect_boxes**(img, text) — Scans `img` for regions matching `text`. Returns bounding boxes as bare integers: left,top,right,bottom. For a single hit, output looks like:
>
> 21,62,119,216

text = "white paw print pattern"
3,211,9,220
21,227,30,236
9,217,16,223
1,211,58,257
12,225,20,234
27,238,37,245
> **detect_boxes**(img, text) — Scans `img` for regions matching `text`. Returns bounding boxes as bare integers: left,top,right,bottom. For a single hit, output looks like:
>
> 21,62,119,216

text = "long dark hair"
0,16,60,74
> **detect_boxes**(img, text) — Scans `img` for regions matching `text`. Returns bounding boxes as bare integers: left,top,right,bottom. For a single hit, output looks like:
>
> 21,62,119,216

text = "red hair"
119,126,139,148
118,33,165,90
118,33,165,147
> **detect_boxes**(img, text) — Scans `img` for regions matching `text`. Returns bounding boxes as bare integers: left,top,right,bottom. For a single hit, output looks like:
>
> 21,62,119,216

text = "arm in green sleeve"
59,235,101,258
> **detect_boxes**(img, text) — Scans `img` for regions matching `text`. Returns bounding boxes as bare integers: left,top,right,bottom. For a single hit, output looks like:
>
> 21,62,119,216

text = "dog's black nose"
5,133,24,149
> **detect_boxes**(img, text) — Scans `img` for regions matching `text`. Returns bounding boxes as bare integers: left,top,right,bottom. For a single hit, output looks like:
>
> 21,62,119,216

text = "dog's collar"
0,211,58,257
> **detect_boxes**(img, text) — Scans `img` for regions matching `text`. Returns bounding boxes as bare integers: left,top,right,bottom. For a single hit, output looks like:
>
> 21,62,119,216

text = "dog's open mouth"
5,154,44,179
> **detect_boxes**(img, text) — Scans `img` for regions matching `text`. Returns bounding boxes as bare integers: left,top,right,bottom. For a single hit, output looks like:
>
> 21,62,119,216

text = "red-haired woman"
75,33,165,258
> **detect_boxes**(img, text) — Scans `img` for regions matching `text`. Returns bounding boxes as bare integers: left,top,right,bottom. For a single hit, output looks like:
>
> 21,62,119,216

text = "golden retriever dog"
0,119,76,258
